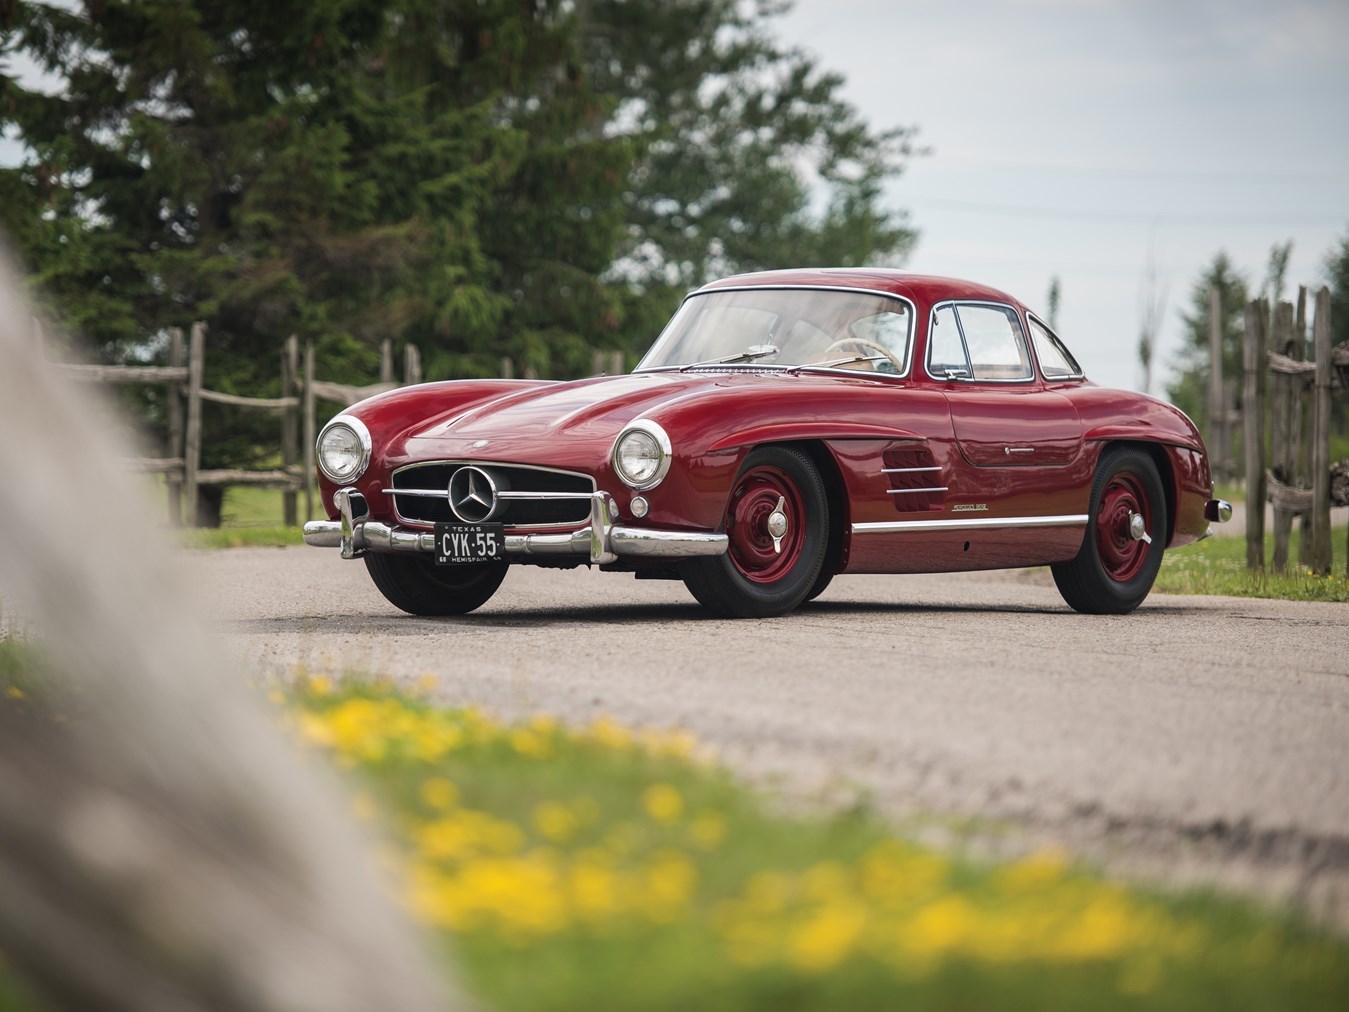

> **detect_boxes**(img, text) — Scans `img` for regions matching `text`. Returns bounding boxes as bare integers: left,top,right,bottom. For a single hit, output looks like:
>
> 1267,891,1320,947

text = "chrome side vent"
881,447,946,513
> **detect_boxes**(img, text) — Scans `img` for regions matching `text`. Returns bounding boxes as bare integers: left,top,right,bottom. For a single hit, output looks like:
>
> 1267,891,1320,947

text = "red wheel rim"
1096,472,1151,583
725,465,806,584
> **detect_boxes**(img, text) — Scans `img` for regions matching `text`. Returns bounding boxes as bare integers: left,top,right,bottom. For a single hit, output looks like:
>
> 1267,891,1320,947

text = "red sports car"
304,269,1230,617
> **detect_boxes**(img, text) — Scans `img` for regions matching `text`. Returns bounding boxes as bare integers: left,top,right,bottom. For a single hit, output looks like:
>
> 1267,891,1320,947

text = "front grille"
389,461,594,528
882,446,946,513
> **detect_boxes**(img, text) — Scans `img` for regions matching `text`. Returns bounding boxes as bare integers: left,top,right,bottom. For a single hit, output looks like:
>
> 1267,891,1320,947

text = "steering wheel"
820,337,905,373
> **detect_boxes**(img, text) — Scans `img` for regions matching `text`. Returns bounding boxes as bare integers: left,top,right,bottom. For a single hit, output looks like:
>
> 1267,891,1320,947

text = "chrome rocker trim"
304,489,728,565
851,513,1089,534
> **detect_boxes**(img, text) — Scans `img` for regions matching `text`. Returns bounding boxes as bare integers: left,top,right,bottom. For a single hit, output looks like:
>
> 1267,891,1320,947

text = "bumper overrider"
303,488,727,565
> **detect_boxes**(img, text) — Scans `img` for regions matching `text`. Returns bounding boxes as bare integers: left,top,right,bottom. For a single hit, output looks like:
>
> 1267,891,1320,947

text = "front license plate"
434,523,506,565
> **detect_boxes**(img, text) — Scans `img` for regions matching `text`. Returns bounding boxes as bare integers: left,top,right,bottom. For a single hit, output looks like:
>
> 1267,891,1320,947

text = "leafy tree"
1,0,919,520
581,0,920,355
0,0,630,520
1166,252,1248,430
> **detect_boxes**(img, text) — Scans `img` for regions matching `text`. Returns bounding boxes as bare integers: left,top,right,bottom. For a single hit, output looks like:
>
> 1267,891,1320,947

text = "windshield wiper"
679,344,780,371
789,355,890,374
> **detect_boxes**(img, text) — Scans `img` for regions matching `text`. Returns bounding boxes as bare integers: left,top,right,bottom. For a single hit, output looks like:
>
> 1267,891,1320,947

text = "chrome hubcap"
766,496,788,554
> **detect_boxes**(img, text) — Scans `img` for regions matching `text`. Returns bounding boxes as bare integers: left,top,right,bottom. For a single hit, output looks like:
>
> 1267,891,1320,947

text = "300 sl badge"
950,504,989,512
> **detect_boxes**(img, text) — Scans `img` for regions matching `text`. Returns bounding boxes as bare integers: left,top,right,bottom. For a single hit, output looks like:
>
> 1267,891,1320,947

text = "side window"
956,304,1032,381
1027,316,1083,380
927,304,969,378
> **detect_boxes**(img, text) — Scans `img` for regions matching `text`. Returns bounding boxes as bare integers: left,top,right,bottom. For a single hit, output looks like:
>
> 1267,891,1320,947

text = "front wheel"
680,446,828,618
364,554,507,616
1051,447,1167,615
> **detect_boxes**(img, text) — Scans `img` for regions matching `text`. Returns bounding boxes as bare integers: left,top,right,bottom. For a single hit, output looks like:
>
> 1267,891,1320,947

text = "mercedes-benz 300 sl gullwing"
304,269,1230,618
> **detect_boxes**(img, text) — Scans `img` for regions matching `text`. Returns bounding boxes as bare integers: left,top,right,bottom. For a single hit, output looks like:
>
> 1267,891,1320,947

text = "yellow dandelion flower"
642,784,684,823
788,900,869,973
420,777,460,810
509,728,553,759
533,801,579,843
588,715,632,751
3,686,24,700
296,711,336,747
903,896,977,957
306,675,333,696
996,847,1070,893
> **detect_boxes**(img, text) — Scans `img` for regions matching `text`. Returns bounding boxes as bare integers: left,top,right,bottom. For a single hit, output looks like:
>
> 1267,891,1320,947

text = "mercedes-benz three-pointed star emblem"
447,465,499,523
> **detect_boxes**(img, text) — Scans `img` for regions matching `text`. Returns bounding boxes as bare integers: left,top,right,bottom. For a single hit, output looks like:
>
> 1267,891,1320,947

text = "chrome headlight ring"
611,418,672,491
316,414,372,484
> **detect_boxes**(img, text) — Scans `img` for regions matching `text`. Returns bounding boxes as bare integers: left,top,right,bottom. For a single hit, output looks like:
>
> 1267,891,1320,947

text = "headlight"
611,419,671,490
317,415,372,483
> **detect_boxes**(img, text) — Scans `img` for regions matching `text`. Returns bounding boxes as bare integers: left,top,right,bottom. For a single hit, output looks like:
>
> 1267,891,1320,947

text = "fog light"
631,495,649,518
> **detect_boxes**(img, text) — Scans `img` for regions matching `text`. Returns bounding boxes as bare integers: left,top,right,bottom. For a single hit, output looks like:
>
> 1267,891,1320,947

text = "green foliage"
585,0,920,356
1,0,917,485
1166,252,1249,427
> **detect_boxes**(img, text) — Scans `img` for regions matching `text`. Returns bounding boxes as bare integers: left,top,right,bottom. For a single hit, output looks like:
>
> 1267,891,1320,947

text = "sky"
776,0,1349,394
3,1,1346,398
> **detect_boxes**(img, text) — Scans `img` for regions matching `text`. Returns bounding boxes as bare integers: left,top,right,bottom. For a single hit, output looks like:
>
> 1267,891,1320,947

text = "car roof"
696,268,1025,310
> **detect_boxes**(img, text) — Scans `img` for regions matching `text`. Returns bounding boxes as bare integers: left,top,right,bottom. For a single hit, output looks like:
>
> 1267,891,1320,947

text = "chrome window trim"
316,414,372,484
634,284,917,380
386,460,595,530
1024,311,1086,382
924,300,1037,385
611,418,673,491
852,514,1088,534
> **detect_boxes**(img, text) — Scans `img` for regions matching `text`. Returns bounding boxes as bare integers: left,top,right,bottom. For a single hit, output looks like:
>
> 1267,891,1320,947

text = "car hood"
398,371,728,457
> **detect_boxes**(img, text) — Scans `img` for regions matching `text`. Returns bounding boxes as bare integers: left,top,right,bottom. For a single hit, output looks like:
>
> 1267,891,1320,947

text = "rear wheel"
1052,446,1166,615
680,446,828,618
364,554,507,616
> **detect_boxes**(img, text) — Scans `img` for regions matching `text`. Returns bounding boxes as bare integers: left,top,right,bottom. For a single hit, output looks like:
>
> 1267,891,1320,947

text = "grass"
3,653,1346,1011
1158,527,1348,601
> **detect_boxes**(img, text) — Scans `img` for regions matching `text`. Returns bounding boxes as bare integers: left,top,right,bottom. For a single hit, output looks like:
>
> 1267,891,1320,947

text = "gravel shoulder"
203,545,1349,925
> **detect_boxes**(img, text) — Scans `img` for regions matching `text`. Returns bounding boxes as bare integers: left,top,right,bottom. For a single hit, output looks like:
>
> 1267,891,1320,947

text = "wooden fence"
1237,287,1349,575
37,320,420,526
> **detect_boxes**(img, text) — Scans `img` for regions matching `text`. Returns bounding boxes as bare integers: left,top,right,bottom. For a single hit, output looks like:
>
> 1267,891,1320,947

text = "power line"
908,196,1347,228
935,155,1348,185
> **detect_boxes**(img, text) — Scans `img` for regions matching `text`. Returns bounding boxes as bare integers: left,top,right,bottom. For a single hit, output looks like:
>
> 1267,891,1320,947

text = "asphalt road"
204,545,1349,924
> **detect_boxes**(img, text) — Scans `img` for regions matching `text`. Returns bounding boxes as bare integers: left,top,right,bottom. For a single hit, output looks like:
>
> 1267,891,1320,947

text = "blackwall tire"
1051,446,1167,615
680,446,828,618
364,554,508,616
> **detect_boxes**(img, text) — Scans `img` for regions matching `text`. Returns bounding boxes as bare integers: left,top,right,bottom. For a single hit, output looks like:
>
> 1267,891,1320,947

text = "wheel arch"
1093,439,1177,544
772,440,848,578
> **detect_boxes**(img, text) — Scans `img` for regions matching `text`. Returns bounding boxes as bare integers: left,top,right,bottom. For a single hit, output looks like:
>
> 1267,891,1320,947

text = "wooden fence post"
303,341,316,523
282,335,300,527
1310,287,1332,575
380,338,394,385
1270,303,1294,572
184,322,205,527
166,327,185,527
403,342,422,386
500,356,514,379
1207,286,1226,481
1243,300,1266,570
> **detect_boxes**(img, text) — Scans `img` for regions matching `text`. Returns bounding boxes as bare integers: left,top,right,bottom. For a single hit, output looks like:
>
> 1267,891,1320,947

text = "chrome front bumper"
303,488,727,565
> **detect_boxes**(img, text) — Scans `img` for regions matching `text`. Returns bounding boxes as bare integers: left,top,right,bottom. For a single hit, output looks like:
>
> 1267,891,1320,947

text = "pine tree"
1166,253,1248,428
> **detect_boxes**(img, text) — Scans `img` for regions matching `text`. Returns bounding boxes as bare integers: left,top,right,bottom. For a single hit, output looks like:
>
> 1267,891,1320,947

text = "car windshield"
635,287,913,375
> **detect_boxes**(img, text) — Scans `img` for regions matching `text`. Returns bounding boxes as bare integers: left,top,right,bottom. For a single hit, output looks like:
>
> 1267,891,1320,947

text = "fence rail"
37,320,421,526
